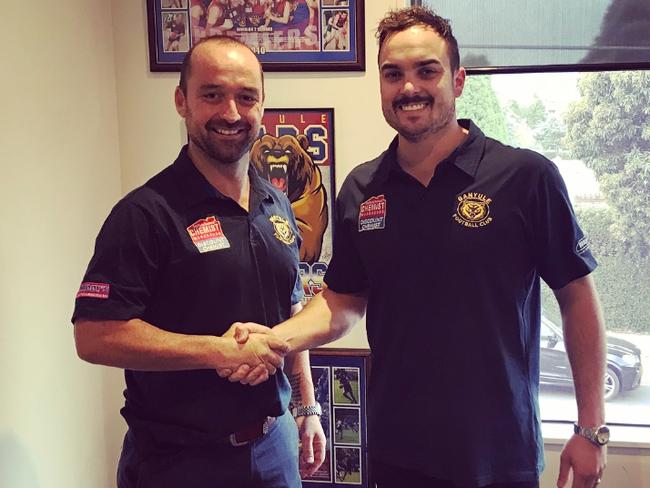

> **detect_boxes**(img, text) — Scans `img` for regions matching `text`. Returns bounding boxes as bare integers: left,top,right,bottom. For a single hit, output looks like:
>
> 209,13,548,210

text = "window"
456,70,649,426
414,0,650,72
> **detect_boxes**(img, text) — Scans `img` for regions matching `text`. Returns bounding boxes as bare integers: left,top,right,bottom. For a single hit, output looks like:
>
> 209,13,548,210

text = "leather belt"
228,416,276,447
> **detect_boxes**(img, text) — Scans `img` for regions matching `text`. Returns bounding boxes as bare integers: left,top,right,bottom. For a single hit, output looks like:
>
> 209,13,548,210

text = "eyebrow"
197,84,261,95
380,59,443,71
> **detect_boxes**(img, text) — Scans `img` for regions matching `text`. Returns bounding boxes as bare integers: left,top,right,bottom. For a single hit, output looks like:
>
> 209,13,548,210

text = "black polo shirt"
325,120,596,486
73,146,303,445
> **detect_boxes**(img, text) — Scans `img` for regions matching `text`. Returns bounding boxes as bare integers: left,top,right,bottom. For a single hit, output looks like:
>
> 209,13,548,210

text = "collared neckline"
171,145,273,208
377,119,486,184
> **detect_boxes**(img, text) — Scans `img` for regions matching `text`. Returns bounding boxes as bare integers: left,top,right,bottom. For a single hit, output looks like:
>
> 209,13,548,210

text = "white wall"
1,0,647,487
0,1,123,487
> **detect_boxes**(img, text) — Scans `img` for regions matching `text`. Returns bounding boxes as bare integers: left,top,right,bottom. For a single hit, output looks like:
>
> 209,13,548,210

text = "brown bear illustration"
250,133,328,264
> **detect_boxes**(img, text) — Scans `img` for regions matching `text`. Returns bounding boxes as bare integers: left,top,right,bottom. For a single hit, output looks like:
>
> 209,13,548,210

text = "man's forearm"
273,287,367,353
285,350,316,407
74,318,287,373
555,275,606,426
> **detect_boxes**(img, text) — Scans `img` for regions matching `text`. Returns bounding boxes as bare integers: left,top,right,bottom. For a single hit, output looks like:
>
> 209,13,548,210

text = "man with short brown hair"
73,36,325,488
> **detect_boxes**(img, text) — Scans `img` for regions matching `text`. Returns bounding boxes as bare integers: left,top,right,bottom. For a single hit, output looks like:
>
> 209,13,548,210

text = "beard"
383,94,456,143
188,116,258,166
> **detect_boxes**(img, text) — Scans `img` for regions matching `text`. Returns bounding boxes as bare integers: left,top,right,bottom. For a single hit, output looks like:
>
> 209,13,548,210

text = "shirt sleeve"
324,181,369,293
71,199,162,323
286,199,305,306
531,160,597,290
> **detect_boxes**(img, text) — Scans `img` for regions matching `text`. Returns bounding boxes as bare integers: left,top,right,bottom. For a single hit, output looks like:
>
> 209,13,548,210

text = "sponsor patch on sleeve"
76,282,110,299
359,195,387,232
576,236,590,254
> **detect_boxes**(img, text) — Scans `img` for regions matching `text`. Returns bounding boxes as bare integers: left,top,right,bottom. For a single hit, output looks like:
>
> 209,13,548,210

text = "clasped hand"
217,322,287,386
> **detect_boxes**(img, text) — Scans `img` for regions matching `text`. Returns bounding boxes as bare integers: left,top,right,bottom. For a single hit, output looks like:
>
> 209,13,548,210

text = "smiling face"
175,41,264,167
379,25,465,143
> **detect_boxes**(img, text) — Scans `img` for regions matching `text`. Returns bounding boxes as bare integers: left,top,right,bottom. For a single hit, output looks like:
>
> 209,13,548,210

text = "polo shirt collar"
378,119,486,182
172,145,273,207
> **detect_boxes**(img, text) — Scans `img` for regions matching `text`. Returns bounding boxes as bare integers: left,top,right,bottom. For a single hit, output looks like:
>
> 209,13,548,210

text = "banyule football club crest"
270,215,296,245
453,192,493,228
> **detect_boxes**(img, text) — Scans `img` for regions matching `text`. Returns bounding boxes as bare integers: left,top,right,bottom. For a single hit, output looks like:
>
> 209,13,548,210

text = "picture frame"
250,108,336,305
146,0,365,72
302,348,371,487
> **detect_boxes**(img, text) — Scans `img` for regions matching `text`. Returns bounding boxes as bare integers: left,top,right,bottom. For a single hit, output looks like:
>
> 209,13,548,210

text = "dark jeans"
371,459,539,488
117,410,300,488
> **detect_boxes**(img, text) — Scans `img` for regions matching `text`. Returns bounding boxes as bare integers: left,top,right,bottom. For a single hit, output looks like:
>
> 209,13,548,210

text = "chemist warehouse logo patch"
187,216,230,253
453,192,493,228
359,195,387,232
76,282,110,299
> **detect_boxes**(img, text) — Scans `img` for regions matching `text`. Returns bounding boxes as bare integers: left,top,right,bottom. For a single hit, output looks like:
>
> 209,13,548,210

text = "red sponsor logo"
76,282,110,299
187,216,230,253
359,195,387,232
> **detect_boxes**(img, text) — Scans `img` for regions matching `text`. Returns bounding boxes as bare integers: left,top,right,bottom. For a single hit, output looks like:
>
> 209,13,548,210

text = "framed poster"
303,348,371,487
146,0,365,72
249,108,335,305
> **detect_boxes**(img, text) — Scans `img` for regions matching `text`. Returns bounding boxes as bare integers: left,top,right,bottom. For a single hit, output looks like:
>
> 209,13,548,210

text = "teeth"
400,102,427,111
270,164,287,171
215,129,240,135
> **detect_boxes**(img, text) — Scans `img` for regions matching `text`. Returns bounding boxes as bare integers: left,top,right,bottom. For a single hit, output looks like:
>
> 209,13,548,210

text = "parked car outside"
540,316,643,401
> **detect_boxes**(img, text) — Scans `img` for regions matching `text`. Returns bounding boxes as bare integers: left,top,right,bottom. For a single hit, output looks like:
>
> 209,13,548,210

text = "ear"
296,134,310,152
174,86,187,118
453,66,466,98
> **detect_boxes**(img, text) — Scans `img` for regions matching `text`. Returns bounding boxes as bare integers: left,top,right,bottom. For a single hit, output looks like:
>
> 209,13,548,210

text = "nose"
220,98,241,124
401,79,418,96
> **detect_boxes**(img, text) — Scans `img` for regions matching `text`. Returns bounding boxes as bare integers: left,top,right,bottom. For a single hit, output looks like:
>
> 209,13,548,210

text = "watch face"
596,426,610,445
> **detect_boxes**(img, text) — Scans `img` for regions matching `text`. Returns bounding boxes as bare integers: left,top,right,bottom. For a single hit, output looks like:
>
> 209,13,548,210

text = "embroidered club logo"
270,215,296,245
187,216,230,253
76,282,110,299
359,195,387,232
453,192,493,228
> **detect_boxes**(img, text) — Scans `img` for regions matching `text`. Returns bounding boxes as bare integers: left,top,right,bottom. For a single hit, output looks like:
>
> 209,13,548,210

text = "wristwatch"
574,423,610,446
293,403,322,418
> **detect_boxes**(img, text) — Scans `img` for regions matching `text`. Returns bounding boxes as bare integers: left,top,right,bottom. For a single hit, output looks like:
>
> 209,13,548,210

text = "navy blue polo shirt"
72,146,303,446
325,120,596,487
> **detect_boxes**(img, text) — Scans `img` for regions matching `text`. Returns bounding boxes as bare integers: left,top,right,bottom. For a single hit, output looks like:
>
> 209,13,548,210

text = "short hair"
179,35,265,96
376,6,460,73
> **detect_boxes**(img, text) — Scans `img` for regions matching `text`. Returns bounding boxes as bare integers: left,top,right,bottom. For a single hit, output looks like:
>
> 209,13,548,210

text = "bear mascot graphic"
250,133,328,264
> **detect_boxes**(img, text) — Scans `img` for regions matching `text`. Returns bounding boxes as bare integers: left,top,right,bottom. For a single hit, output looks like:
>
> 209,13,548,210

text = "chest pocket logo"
358,195,387,232
270,215,296,245
187,216,231,253
453,193,494,228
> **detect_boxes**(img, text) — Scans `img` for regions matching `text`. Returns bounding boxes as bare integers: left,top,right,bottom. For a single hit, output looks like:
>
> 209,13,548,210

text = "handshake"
217,322,290,386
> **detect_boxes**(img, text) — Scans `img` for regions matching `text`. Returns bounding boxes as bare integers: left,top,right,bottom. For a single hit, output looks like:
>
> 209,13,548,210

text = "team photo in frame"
303,349,370,487
147,0,365,71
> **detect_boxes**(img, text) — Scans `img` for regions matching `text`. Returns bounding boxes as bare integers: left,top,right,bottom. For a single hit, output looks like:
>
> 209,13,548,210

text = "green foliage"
510,97,546,129
590,256,650,334
541,255,650,334
542,206,650,334
457,75,510,143
565,71,650,257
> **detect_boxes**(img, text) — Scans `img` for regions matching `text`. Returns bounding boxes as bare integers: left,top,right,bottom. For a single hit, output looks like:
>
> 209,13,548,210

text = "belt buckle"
229,417,273,447
262,416,274,435
229,432,250,447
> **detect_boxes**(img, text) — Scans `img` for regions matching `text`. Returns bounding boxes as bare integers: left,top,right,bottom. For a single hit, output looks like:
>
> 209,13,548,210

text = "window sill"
542,421,650,449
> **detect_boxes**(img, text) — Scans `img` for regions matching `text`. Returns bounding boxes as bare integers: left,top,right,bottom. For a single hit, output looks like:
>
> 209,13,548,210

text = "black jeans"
371,459,539,488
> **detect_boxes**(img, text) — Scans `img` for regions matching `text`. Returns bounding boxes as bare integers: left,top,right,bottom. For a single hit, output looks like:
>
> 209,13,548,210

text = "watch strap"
573,422,610,446
294,403,322,417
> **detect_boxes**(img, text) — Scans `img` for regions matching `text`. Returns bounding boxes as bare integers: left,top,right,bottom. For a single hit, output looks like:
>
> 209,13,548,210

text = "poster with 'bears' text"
250,108,335,305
